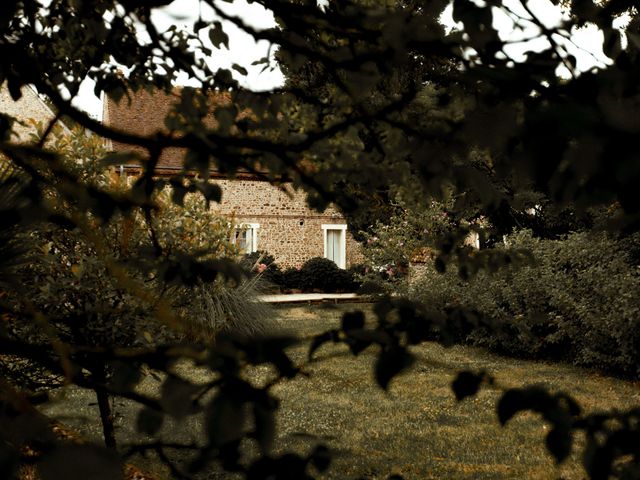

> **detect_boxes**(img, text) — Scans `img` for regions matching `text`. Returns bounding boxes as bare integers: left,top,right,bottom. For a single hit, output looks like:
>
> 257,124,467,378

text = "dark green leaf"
308,331,335,360
171,183,188,206
8,77,22,101
341,311,365,332
497,387,552,426
603,28,622,60
497,389,527,426
374,347,414,390
253,403,276,454
195,181,222,204
232,64,248,76
309,445,331,473
160,376,198,419
0,114,14,142
345,332,372,356
545,427,572,463
556,393,582,417
209,22,229,49
451,371,484,401
269,349,298,379
207,389,246,446
247,454,309,480
214,104,238,132
108,361,141,392
583,436,614,480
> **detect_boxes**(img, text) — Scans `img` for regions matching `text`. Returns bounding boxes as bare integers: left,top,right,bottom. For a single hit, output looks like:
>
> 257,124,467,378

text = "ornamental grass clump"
184,275,273,342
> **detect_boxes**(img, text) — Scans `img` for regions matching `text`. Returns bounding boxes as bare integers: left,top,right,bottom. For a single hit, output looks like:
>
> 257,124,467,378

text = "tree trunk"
94,369,117,449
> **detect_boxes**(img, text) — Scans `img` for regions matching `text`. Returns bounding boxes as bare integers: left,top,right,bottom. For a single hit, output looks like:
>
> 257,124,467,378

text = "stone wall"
0,85,68,141
211,178,364,268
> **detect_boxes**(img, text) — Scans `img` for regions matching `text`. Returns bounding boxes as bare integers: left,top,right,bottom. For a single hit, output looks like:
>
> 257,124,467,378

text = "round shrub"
280,267,305,292
298,257,355,293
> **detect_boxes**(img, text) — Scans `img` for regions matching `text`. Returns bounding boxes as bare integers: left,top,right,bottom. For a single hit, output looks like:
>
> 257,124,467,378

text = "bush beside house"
242,251,363,293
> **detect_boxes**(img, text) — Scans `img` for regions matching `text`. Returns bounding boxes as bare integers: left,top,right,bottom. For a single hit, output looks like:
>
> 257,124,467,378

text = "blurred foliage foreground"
1,0,640,479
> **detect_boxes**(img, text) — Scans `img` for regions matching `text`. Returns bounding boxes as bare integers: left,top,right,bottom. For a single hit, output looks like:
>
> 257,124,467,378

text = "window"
322,224,347,269
233,223,259,254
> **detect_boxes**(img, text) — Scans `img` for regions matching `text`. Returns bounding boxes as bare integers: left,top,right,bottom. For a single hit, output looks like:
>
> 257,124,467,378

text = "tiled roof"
104,88,233,171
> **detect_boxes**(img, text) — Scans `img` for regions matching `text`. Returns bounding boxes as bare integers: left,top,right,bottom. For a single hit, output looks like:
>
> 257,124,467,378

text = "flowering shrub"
358,196,457,292
240,250,282,288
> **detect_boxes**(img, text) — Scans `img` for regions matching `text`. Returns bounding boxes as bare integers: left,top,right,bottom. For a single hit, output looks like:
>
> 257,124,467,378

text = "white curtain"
326,229,342,267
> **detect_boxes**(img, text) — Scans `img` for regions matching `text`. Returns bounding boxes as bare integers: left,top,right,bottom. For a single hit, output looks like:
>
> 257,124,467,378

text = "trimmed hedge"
411,230,640,377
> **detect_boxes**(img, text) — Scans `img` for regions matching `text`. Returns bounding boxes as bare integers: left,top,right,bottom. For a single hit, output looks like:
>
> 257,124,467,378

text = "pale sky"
73,0,628,120
73,0,284,119
441,0,629,75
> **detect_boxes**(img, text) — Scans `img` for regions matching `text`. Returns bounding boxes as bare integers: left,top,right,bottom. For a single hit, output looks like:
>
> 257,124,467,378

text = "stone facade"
0,84,69,141
104,89,364,268
212,178,363,268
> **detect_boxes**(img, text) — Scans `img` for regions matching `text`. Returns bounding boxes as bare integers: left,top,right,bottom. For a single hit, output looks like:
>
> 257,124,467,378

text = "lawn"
40,303,640,479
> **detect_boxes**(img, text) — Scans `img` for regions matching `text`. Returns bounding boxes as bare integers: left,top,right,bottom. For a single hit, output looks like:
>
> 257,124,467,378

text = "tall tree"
274,0,458,236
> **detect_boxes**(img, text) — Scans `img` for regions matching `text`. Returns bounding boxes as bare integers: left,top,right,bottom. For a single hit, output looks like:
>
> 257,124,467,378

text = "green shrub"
241,250,282,288
346,263,367,284
298,257,357,292
241,250,276,271
411,229,640,376
357,195,457,294
242,254,362,293
279,266,303,291
274,257,361,293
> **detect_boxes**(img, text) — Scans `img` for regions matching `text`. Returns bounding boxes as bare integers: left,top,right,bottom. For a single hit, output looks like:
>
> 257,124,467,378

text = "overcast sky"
73,0,628,120
73,0,284,118
441,0,627,72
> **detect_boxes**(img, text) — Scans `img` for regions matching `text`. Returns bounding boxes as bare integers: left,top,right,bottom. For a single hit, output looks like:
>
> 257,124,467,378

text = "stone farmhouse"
103,89,363,269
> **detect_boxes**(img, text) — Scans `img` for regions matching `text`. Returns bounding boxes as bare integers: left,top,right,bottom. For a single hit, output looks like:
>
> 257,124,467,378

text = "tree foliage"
1,0,640,478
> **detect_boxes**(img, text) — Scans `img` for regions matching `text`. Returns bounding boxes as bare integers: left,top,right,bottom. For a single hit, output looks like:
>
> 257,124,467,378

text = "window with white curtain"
233,223,259,254
322,224,347,269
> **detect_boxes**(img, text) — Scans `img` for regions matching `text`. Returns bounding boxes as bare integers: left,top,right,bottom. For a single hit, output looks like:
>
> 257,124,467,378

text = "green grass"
263,303,640,479
40,303,640,479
